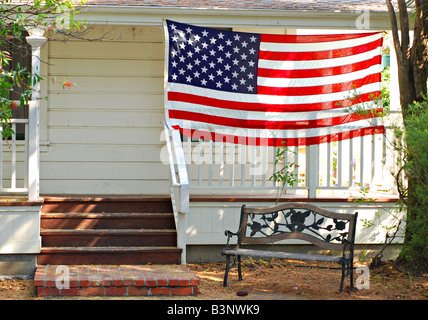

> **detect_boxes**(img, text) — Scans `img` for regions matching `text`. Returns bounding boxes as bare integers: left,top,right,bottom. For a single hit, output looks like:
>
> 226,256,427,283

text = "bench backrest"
237,202,358,251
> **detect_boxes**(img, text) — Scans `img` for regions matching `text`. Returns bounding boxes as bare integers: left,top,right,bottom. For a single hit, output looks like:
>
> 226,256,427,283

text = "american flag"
164,20,385,146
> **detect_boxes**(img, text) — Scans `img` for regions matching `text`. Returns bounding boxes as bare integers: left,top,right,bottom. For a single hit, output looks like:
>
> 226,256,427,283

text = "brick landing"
34,265,199,297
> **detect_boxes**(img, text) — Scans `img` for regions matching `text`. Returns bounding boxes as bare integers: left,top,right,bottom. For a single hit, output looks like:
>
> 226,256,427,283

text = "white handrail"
164,121,190,264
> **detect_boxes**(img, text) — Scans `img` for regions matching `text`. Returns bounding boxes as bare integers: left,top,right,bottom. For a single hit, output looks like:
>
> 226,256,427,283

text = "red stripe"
177,126,386,147
168,109,383,130
258,73,381,96
258,55,381,79
168,91,381,113
260,32,381,44
259,38,382,61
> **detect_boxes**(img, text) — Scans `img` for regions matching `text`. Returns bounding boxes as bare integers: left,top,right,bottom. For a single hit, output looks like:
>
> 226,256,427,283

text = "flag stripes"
164,20,385,146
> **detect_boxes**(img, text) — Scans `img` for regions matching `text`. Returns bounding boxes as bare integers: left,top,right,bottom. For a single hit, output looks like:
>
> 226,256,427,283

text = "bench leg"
349,260,354,289
339,261,354,293
238,256,242,281
223,255,231,287
339,262,346,293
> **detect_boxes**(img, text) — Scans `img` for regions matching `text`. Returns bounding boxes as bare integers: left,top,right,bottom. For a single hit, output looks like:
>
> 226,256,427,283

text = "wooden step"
41,197,173,213
40,212,175,230
41,229,177,247
38,197,181,266
37,247,182,265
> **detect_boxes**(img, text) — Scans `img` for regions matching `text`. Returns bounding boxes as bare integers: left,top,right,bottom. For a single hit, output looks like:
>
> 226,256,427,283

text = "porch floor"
34,264,200,297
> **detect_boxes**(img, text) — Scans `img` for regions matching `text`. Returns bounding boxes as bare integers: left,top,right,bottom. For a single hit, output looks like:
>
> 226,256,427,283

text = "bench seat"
222,248,343,263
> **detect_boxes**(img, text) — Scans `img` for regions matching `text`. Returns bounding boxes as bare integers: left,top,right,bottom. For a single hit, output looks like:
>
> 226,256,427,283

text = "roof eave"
77,5,392,30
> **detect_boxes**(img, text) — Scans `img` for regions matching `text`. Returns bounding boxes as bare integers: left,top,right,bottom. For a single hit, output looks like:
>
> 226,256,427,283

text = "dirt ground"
0,259,426,300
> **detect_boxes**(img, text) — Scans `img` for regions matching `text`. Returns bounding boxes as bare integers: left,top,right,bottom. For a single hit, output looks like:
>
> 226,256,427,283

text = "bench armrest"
224,229,239,247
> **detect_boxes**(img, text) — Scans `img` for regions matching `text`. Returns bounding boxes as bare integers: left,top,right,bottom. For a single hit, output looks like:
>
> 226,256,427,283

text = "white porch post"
25,31,46,201
307,144,319,198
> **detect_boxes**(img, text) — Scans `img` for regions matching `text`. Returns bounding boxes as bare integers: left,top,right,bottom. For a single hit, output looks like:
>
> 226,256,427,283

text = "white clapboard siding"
41,145,164,163
47,93,163,111
41,25,170,195
48,109,164,128
49,59,164,77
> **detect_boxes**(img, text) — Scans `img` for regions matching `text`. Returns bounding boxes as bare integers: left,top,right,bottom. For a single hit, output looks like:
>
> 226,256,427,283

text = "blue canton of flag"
166,20,261,94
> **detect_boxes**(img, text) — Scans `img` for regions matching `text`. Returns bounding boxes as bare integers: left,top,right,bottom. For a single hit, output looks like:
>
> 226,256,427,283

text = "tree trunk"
410,0,428,104
385,0,428,274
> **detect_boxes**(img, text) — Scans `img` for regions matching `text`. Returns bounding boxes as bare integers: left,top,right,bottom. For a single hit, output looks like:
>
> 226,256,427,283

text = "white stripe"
260,33,382,53
258,64,381,88
168,100,380,122
259,48,381,70
170,118,383,139
167,82,381,105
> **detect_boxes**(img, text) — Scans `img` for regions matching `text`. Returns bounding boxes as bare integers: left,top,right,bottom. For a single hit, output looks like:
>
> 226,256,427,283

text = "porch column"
307,144,319,198
25,30,47,201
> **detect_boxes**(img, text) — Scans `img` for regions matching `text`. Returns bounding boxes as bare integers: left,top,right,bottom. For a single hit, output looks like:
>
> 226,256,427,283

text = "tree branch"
398,0,411,55
386,0,404,61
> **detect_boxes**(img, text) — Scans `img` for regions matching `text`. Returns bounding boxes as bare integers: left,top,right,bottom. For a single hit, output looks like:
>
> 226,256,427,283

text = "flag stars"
178,30,186,38
168,21,259,94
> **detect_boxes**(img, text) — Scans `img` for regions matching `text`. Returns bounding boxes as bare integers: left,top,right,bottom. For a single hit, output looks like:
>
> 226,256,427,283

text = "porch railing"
167,123,399,199
0,101,40,201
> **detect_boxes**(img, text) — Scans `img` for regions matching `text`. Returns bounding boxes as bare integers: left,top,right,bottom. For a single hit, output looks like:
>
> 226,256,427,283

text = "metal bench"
221,202,358,292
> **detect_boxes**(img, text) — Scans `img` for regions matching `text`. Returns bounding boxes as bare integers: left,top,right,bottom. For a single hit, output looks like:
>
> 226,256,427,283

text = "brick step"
41,212,175,230
41,229,177,247
38,246,182,265
35,264,199,297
